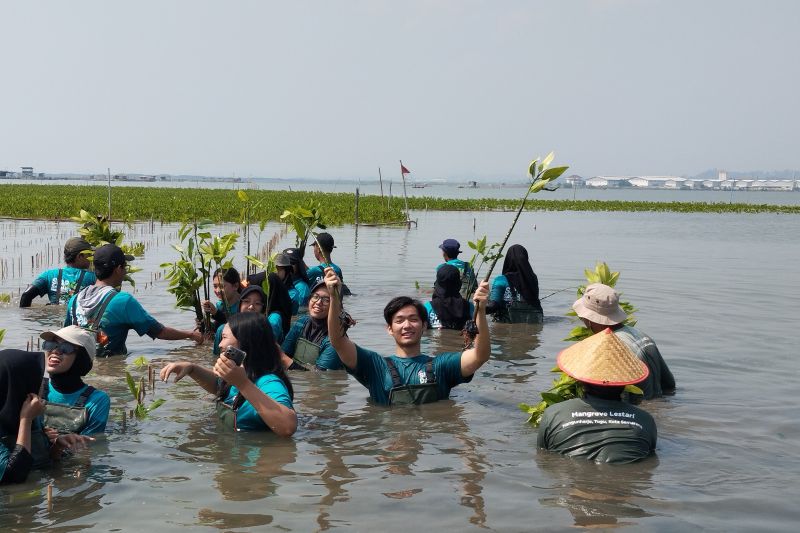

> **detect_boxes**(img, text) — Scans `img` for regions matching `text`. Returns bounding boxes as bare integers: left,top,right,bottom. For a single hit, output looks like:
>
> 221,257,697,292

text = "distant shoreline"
0,184,797,224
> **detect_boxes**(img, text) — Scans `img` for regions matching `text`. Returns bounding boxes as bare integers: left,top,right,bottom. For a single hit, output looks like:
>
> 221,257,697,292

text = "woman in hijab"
425,264,473,330
487,244,543,323
0,349,46,484
40,326,111,437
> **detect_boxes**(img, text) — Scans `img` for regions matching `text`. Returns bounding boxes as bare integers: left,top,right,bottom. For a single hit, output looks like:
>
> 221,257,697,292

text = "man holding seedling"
306,233,343,286
20,237,97,307
64,244,203,356
325,267,491,406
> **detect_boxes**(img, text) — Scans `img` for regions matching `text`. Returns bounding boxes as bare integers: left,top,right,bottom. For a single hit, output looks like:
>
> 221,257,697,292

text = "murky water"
1,209,799,531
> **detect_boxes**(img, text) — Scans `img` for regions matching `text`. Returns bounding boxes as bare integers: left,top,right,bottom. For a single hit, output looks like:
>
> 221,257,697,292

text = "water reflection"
535,452,659,528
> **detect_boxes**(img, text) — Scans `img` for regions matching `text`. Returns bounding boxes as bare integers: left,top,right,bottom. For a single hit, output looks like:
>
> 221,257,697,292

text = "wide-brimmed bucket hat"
556,328,648,386
40,325,97,360
572,283,628,326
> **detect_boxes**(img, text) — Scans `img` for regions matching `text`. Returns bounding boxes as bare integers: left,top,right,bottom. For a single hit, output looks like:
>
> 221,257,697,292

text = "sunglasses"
43,340,78,354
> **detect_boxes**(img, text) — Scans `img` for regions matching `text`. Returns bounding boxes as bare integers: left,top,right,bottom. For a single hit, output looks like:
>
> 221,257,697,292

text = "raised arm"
461,280,491,377
160,361,218,394
324,267,357,370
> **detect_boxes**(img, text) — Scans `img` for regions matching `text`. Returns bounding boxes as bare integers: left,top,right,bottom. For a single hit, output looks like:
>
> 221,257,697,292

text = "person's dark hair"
266,273,293,334
582,383,625,400
383,296,428,325
216,313,293,407
94,263,118,281
72,346,93,376
213,267,242,289
64,251,80,264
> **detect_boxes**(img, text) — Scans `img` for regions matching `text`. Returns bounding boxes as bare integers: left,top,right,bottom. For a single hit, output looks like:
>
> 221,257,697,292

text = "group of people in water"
1,231,675,485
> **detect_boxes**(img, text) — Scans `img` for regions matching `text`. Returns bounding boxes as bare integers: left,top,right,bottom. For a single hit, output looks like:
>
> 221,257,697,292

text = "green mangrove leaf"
237,190,249,202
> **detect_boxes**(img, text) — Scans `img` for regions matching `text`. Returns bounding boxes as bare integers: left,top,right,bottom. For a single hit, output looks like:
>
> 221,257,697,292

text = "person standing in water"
486,244,543,323
281,280,344,371
20,237,97,307
425,264,473,330
436,238,476,298
325,268,492,406
201,267,242,331
65,244,203,356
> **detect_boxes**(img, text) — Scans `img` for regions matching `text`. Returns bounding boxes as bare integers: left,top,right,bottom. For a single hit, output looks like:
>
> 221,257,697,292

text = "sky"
1,0,798,181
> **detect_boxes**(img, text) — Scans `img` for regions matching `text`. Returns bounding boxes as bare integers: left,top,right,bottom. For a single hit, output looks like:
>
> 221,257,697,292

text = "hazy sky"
1,1,797,180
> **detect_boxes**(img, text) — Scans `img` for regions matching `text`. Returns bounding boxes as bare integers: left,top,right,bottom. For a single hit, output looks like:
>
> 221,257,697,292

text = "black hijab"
502,244,542,310
266,273,293,335
0,349,44,437
49,346,92,394
431,264,471,330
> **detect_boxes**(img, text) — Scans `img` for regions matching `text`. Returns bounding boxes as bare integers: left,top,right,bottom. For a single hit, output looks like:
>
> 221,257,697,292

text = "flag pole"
378,167,384,199
399,160,410,225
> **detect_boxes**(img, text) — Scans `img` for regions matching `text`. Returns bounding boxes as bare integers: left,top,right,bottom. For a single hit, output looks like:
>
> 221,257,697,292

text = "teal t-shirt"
489,274,517,306
221,374,294,431
347,347,471,406
45,382,111,435
65,290,163,355
0,441,11,481
287,279,311,315
537,396,657,464
423,300,474,329
268,312,284,344
215,299,239,317
32,267,97,305
281,315,343,370
306,263,343,286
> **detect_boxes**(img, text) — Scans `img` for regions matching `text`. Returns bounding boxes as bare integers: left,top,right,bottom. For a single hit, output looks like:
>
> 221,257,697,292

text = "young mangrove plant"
71,209,144,286
125,369,165,420
237,189,270,276
464,235,504,297
161,221,209,331
519,261,641,426
280,200,327,257
462,152,568,344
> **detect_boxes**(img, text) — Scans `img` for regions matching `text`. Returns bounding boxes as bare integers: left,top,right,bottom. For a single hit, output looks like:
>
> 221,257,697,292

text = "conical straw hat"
557,328,649,386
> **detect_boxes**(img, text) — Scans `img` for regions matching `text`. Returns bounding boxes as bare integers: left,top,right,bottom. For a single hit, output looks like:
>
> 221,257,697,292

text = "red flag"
400,164,411,175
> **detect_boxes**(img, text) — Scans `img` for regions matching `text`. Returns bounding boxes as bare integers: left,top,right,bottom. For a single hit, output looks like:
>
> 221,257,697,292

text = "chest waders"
294,337,322,369
216,396,241,431
385,358,439,406
41,379,95,435
71,290,118,357
493,287,543,324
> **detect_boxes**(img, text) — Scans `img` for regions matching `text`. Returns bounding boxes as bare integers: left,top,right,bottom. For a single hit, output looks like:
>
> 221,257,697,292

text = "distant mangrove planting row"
0,184,797,223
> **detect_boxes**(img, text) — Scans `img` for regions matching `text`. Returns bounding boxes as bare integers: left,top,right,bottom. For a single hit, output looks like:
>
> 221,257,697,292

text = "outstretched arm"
324,267,357,370
160,361,218,394
461,280,491,377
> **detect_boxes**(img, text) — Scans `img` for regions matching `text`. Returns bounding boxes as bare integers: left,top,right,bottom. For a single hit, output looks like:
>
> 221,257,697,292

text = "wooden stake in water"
107,167,112,220
47,483,53,511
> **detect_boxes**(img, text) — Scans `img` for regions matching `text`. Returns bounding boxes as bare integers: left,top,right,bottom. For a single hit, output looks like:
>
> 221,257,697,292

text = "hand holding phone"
224,346,247,366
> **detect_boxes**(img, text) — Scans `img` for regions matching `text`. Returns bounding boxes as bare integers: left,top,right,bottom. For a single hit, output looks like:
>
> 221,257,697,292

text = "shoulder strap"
70,296,79,325
75,269,87,294
54,269,63,301
89,290,118,329
384,357,403,388
39,377,50,401
74,386,95,408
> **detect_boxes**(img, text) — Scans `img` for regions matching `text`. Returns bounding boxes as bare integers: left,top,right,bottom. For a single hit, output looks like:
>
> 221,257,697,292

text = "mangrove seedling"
125,370,165,420
71,209,144,286
280,200,326,257
237,189,269,276
462,152,568,344
161,221,213,331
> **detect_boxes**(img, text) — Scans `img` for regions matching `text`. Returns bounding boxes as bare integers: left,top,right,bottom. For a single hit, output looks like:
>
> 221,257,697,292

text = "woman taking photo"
161,313,297,436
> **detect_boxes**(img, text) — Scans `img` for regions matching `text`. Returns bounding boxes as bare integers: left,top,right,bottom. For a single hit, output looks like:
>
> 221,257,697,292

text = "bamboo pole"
399,160,410,225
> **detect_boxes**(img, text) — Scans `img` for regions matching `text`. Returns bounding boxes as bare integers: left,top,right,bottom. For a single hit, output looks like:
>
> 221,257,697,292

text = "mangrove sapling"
462,153,568,344
237,190,269,276
518,262,641,427
464,235,504,297
71,209,144,286
161,221,213,333
198,231,239,320
124,370,165,420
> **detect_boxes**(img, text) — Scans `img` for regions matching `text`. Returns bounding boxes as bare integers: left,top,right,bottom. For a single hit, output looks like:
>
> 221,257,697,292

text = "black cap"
64,237,93,257
311,232,335,253
93,244,134,269
282,247,303,265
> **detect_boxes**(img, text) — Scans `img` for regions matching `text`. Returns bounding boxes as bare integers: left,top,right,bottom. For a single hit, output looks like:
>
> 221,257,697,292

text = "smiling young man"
324,267,492,406
280,281,343,370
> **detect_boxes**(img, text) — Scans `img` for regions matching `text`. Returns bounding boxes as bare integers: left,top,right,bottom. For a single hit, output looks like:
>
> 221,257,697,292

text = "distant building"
0,170,11,177
585,176,628,188
564,175,584,188
21,166,34,177
627,176,685,189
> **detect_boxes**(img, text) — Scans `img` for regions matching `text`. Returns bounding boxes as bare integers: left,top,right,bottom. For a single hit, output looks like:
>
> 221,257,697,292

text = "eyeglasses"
309,294,331,305
43,340,78,354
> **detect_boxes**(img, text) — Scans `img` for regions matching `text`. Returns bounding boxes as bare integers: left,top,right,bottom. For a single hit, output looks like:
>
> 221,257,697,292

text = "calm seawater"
1,208,799,531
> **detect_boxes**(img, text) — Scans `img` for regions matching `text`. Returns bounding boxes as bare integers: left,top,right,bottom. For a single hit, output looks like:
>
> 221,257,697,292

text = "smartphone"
224,346,247,366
